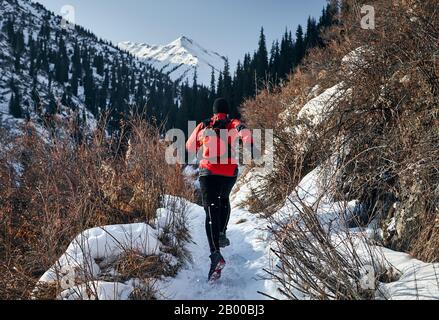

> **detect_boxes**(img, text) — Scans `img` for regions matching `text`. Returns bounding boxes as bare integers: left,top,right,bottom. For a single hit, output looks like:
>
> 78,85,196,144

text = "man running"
186,98,254,282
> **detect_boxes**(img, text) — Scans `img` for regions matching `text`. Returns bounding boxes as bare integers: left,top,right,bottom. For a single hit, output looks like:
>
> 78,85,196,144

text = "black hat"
213,98,230,114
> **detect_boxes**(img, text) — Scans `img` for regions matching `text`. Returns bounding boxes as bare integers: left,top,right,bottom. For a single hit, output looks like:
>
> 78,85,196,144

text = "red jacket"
186,113,253,177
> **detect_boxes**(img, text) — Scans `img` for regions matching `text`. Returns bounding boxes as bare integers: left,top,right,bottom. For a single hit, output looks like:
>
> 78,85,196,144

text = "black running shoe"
208,251,226,282
219,232,231,248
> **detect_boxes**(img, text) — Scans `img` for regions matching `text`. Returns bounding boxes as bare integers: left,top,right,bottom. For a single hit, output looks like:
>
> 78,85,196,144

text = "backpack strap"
212,118,231,130
235,123,246,132
201,118,212,129
201,118,232,130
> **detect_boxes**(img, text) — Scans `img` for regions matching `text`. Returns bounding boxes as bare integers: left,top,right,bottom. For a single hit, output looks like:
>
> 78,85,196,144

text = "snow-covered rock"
119,36,226,85
377,248,439,300
297,82,348,128
60,281,134,300
341,46,371,74
37,223,161,291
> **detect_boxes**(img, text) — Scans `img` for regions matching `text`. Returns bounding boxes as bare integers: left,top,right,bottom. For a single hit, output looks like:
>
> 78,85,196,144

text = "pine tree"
55,36,69,83
48,71,52,92
217,72,224,97
192,69,204,120
98,70,109,112
256,27,269,81
14,52,21,70
94,54,105,76
279,30,291,79
319,6,329,28
37,41,50,74
232,61,244,110
242,53,254,98
15,29,25,54
295,25,306,64
9,93,23,119
29,36,37,77
222,59,233,109
135,74,146,113
31,85,42,115
9,79,22,118
305,17,319,49
61,89,72,109
46,92,58,115
84,66,97,116
210,68,216,97
98,85,107,113
5,19,15,42
11,29,25,70
269,40,281,85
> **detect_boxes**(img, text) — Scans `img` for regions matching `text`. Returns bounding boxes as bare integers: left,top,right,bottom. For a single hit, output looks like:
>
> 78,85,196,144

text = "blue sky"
35,0,327,66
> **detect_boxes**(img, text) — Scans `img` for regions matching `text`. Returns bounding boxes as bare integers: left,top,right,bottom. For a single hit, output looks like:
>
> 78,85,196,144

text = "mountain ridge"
119,36,227,86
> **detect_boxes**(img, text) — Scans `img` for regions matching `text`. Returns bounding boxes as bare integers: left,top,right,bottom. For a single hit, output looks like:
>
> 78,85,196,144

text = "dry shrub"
269,201,387,300
237,0,439,300
321,0,439,261
0,115,194,299
240,20,357,214
242,0,439,262
264,158,394,300
114,251,168,280
410,214,439,263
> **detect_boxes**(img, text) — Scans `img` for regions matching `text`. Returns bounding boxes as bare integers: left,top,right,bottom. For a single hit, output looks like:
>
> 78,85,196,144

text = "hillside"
238,0,439,299
0,0,177,134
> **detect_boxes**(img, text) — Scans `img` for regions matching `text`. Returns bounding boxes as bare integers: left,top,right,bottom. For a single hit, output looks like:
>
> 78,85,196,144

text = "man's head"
213,98,230,114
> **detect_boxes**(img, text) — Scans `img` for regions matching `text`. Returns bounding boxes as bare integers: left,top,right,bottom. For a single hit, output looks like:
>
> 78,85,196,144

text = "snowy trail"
36,165,439,300
160,202,272,300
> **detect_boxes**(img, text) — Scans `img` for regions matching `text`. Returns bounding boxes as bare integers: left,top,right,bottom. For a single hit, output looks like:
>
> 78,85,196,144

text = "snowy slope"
0,0,173,133
119,36,226,85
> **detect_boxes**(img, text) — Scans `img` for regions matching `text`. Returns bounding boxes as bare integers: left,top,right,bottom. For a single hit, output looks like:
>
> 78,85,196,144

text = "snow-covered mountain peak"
171,35,193,46
119,36,227,85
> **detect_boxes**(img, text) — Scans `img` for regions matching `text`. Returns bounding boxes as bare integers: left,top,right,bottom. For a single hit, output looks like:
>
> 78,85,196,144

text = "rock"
383,177,425,251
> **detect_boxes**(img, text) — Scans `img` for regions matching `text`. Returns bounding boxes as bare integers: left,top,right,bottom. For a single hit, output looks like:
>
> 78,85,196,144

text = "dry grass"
0,115,194,299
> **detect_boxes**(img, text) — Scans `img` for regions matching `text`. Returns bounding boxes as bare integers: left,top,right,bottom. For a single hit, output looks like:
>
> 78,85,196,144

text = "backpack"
200,118,232,163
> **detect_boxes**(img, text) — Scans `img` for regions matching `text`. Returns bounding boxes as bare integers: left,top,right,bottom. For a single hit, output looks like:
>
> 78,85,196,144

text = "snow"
231,169,265,208
119,36,226,85
378,248,439,300
278,82,351,140
182,165,200,190
157,201,277,300
1,0,168,137
28,27,437,298
341,46,371,74
297,82,348,129
60,281,134,300
279,48,369,133
37,223,161,291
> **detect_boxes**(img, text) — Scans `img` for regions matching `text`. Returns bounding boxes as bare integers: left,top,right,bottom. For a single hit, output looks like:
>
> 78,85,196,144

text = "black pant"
199,175,237,253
